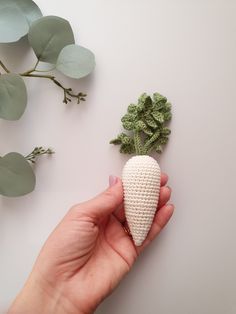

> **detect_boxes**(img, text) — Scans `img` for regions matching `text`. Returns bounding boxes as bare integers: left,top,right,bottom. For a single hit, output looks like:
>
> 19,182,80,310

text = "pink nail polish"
109,175,118,187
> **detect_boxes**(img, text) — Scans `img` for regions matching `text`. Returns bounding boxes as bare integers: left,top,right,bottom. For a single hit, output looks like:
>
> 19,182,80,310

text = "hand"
8,174,173,314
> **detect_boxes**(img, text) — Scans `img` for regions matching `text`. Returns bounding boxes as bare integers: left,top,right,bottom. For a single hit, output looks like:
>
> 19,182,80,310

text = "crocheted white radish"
110,93,172,246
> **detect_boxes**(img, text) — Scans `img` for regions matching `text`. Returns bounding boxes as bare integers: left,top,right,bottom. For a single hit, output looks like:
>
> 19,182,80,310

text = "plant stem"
20,60,40,76
0,60,10,73
134,130,145,155
34,67,56,73
143,132,160,154
25,147,54,164
0,57,87,104
20,72,87,104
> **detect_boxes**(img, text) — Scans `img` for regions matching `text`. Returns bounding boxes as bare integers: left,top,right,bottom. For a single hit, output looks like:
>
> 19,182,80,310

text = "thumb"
75,176,123,221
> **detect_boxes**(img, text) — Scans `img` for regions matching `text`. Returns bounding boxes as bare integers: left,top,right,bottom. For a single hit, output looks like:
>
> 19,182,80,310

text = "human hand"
9,174,173,314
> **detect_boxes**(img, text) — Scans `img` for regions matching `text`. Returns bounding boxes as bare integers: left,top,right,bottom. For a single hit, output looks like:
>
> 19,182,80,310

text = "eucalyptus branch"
20,72,87,104
0,60,10,73
23,59,40,74
52,77,87,104
34,67,56,73
0,3,95,197
25,147,54,164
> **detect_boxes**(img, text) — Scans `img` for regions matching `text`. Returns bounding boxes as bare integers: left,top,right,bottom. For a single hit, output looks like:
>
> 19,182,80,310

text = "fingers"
158,186,171,209
113,204,125,223
114,173,169,224
137,204,174,254
161,173,168,186
73,172,169,225
73,177,124,221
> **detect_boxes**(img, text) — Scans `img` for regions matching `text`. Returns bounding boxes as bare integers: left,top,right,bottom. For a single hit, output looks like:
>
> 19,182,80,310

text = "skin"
8,174,174,314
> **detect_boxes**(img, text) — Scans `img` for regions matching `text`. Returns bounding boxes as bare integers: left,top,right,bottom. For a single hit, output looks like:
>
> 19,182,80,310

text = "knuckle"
68,203,85,218
103,189,118,208
69,204,81,213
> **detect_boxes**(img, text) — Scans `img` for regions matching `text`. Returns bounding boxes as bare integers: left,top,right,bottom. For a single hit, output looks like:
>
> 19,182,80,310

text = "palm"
58,213,137,313
35,175,172,314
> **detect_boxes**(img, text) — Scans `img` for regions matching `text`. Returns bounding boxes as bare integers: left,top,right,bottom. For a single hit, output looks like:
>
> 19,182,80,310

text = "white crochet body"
122,155,161,246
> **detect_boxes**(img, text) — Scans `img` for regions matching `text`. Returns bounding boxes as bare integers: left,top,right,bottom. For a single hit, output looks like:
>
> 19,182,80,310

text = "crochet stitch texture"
122,155,161,246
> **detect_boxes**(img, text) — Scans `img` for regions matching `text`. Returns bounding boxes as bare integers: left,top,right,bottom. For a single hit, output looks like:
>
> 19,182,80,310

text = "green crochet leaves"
110,133,135,154
110,93,172,155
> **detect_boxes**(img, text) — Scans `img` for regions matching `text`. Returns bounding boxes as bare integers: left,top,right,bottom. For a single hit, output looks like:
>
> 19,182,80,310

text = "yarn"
122,155,161,246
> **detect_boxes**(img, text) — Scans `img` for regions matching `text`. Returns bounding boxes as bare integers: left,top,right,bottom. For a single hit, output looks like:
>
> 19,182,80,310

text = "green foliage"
0,152,36,197
25,147,54,163
28,16,75,63
0,7,29,43
0,0,42,43
0,0,42,26
0,1,96,197
110,133,135,154
0,74,27,120
0,1,96,121
110,93,172,155
56,45,95,79
0,148,53,197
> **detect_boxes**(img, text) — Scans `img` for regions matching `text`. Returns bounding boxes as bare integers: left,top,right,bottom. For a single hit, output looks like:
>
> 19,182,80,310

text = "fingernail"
109,175,118,187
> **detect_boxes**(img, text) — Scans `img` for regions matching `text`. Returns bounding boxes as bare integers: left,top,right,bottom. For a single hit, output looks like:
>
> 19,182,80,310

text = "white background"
1,0,236,313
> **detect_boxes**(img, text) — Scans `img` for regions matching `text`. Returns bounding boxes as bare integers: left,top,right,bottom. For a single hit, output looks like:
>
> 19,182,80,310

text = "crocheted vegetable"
110,93,172,246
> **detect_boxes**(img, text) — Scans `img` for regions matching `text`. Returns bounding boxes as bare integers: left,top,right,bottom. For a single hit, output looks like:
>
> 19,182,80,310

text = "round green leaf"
56,44,95,79
0,73,27,120
0,153,36,197
28,16,75,64
0,0,42,26
0,7,29,43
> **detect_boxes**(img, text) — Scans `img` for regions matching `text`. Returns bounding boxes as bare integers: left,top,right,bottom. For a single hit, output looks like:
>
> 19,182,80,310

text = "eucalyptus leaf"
28,16,75,63
0,73,27,120
0,0,42,26
56,44,95,79
0,7,29,43
0,153,36,197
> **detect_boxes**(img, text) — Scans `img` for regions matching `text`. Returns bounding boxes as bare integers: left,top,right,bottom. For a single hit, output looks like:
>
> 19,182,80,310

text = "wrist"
8,271,85,314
